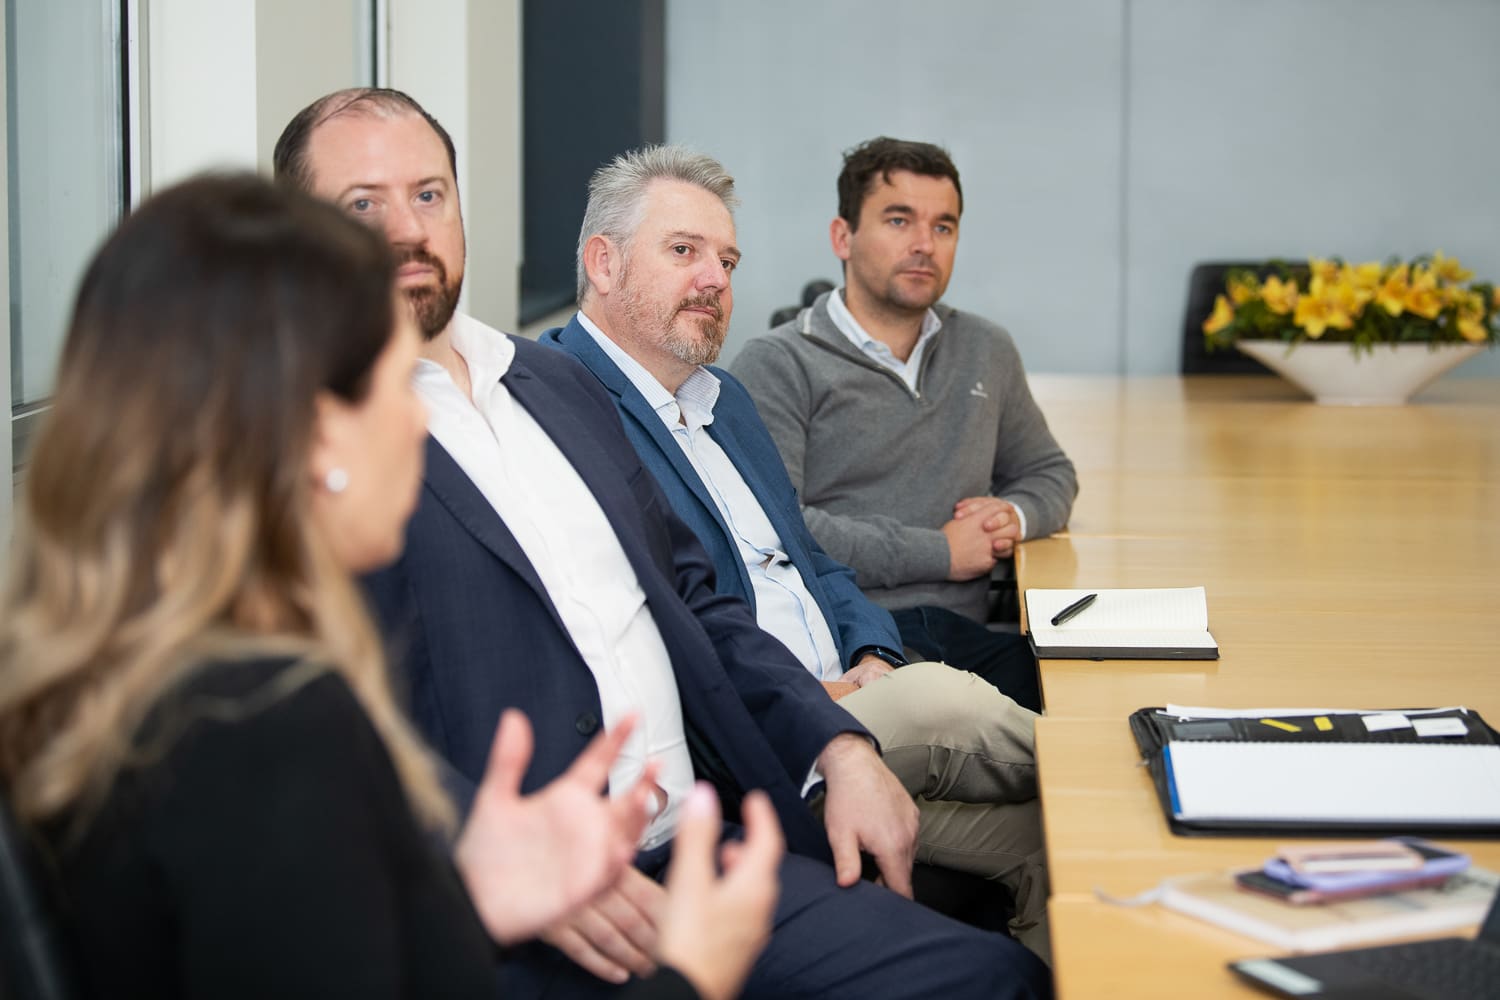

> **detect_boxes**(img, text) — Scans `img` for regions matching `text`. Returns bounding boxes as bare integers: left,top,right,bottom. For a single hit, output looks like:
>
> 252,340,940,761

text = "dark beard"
396,248,463,341
880,253,944,313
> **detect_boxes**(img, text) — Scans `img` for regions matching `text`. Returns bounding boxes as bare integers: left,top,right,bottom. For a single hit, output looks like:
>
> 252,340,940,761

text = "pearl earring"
325,468,350,494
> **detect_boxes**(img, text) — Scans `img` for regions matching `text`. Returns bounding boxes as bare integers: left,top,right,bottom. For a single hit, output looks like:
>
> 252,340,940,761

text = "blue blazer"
363,336,863,862
542,317,902,669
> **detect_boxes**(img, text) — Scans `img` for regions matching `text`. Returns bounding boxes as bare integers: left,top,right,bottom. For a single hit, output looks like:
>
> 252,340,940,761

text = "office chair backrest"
801,279,834,307
769,305,800,328
0,792,79,1000
769,278,837,329
1181,261,1299,375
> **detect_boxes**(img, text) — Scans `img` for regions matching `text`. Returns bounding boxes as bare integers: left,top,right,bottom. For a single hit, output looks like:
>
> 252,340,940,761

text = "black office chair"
800,279,834,306
0,791,79,1000
769,304,801,328
985,565,1021,629
1181,261,1305,375
769,279,836,328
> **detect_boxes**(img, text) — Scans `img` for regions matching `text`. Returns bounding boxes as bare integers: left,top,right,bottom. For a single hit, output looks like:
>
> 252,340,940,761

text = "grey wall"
666,0,1500,377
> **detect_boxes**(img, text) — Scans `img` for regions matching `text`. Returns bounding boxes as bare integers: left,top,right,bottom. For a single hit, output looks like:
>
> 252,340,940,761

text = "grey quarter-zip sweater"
731,290,1078,622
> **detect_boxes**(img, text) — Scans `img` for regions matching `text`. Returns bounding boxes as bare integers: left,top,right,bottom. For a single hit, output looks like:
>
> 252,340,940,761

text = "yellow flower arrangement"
1202,254,1498,354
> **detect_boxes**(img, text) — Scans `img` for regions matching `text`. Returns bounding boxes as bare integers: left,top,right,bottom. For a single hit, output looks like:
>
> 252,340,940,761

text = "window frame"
5,0,136,533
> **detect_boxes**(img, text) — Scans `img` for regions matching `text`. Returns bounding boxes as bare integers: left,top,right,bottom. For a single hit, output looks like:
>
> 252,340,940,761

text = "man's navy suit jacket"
541,317,902,669
362,334,863,862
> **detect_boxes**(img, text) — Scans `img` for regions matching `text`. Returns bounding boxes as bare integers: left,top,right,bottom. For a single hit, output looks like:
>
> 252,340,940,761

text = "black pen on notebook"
1050,593,1098,627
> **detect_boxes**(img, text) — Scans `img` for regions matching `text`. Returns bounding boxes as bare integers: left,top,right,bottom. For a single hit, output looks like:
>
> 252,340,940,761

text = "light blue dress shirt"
577,313,846,681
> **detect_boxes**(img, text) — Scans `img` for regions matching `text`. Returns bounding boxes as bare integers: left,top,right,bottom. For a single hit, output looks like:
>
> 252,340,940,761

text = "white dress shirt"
415,313,694,849
825,289,1029,540
577,313,846,681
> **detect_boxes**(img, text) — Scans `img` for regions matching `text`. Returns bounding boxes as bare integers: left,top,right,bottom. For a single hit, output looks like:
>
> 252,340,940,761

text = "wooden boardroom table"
1015,375,1500,998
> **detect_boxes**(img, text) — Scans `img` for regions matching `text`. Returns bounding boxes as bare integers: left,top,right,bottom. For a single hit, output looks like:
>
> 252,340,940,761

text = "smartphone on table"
1235,840,1470,905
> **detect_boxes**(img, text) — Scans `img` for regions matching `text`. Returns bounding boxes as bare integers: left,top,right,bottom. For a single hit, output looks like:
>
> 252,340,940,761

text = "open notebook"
1130,705,1500,837
1166,742,1500,828
1024,587,1218,659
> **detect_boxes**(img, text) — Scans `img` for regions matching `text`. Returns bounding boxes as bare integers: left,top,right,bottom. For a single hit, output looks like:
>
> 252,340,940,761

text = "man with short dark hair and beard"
275,91,1051,1000
544,144,1050,958
732,137,1078,710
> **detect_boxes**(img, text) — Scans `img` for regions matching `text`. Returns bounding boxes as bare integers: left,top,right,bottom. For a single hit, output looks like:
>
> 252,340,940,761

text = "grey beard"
663,319,724,367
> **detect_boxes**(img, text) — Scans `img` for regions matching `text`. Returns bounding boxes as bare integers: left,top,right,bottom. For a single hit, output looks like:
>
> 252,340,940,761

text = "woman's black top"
43,656,697,999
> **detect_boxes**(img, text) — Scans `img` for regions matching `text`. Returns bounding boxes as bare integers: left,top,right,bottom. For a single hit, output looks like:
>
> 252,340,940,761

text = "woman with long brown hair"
0,174,779,1000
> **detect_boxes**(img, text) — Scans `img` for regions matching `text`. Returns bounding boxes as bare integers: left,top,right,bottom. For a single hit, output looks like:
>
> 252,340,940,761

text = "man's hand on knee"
816,733,919,897
842,656,896,687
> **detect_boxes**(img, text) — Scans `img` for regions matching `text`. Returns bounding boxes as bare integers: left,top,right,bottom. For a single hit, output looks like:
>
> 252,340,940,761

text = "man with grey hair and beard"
275,89,1051,1000
544,145,1049,960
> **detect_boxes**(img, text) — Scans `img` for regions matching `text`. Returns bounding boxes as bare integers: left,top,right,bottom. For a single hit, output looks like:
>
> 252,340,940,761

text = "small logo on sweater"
969,381,989,399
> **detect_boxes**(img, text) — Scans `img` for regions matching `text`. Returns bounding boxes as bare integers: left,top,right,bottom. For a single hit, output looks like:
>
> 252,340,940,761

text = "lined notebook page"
1167,742,1500,823
1027,587,1210,632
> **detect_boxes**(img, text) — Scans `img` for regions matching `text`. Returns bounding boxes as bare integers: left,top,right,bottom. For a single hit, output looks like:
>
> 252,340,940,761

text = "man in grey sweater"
732,138,1077,709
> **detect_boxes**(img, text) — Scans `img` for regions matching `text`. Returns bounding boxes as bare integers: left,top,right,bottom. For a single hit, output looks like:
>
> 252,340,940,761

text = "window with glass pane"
7,0,127,462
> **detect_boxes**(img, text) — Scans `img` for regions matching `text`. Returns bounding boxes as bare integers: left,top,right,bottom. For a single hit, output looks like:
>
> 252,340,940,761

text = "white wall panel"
255,0,364,172
146,0,259,189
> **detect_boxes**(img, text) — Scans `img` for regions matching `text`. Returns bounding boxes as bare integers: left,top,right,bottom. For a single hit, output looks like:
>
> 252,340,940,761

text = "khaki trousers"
837,661,1050,961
